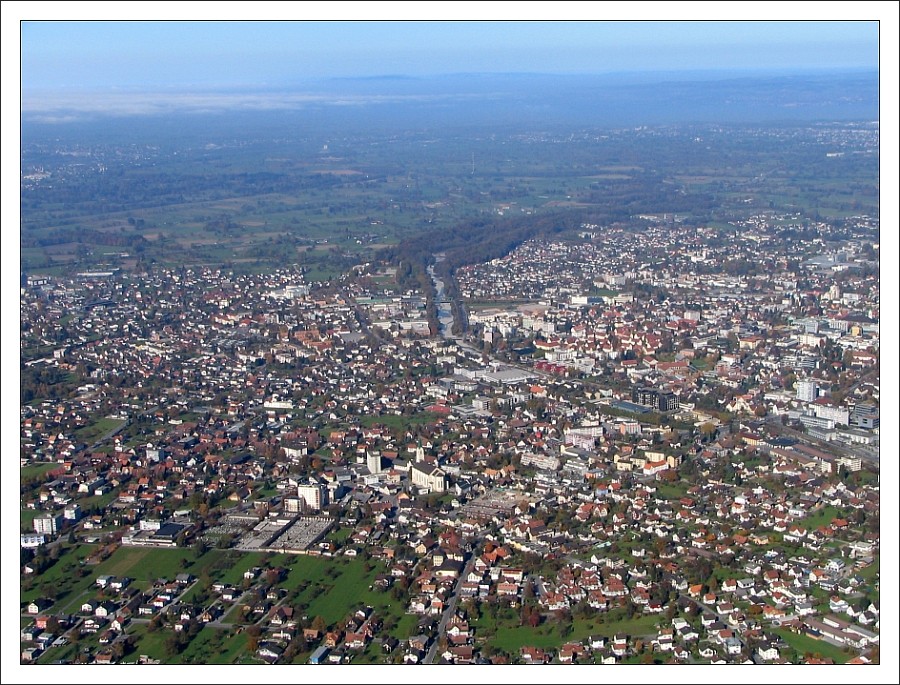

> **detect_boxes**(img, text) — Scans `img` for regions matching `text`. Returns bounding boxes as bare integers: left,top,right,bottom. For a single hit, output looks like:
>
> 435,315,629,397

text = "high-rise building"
796,379,818,402
34,514,62,535
297,483,327,512
632,387,679,412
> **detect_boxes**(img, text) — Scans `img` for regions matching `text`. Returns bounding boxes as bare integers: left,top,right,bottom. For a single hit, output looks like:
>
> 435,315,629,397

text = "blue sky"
17,18,881,90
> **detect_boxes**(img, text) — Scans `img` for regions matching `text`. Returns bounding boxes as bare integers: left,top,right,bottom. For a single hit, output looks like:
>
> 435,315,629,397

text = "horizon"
18,69,882,126
17,18,881,91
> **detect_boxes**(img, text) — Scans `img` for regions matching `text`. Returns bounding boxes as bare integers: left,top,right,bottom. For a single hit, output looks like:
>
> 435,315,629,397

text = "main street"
423,549,478,664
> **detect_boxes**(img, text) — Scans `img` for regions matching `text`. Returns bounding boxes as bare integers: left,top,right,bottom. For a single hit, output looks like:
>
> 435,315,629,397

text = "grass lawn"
78,489,119,512
571,613,660,640
489,624,567,651
653,481,690,501
49,629,109,664
208,630,250,664
351,639,390,664
324,526,354,544
774,628,851,664
129,624,170,661
482,606,661,653
173,626,238,664
856,555,879,581
300,558,381,626
394,613,419,640
21,462,60,482
93,546,193,581
177,582,207,605
75,416,126,444
800,505,845,530
21,544,98,606
273,553,330,591
219,601,247,625
35,638,82,665
268,554,412,637
21,507,42,531
359,413,435,434
57,582,103,615
216,551,269,585
184,548,231,580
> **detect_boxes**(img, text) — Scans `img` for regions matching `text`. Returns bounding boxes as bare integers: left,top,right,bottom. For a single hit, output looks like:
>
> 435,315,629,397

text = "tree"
193,538,209,558
164,633,187,657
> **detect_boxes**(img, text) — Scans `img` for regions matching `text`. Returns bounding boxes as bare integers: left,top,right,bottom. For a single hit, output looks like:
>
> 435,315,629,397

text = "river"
427,253,455,339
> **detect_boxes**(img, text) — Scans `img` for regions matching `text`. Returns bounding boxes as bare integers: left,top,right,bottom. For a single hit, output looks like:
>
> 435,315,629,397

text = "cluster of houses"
20,212,879,666
458,227,878,443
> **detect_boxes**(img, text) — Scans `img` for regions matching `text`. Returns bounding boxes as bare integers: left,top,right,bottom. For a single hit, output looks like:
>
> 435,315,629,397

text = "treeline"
395,258,439,334
20,227,149,250
382,208,591,274
379,208,596,334
21,364,75,404
584,173,718,221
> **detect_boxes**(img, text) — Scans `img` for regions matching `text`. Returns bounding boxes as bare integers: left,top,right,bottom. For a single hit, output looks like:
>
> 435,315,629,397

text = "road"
678,592,750,660
423,551,477,664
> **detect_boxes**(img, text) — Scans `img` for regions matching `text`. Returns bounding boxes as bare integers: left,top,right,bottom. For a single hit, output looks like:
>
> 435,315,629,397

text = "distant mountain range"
22,70,878,132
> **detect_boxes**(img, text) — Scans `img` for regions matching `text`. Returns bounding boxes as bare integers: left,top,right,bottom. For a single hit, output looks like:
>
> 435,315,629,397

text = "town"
19,205,880,665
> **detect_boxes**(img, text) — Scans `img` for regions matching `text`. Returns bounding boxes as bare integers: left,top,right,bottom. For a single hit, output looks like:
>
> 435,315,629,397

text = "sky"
15,15,883,91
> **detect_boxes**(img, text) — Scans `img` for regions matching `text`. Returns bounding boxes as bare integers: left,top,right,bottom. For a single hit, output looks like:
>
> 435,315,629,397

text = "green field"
394,613,418,640
269,553,329,591
77,489,119,513
489,624,569,651
21,508,42,531
130,624,171,661
359,413,436,433
35,635,94,665
351,638,393,664
21,462,61,482
93,546,193,581
208,630,251,664
856,555,879,581
215,551,269,585
800,505,846,530
171,625,242,664
299,558,381,625
74,417,126,444
774,628,851,664
653,481,691,501
320,527,353,551
20,544,98,606
486,612,661,654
